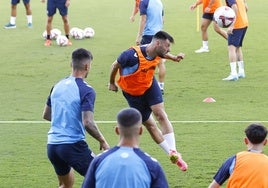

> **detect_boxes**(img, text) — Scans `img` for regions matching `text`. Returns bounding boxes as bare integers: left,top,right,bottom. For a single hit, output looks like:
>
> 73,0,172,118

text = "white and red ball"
214,6,236,28
84,27,95,38
56,35,68,46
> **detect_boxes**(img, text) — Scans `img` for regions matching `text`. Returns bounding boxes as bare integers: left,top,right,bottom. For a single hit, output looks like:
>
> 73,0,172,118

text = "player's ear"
244,137,249,145
139,126,143,135
263,138,267,146
115,125,120,135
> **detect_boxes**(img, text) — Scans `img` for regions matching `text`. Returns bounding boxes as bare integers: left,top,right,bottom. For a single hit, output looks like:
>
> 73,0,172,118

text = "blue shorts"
228,27,247,47
11,0,29,5
47,140,94,176
202,13,214,21
47,0,68,17
122,77,163,122
141,35,153,45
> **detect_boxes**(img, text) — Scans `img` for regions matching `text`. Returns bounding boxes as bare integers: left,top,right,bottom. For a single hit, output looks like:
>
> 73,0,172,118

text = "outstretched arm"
163,52,185,62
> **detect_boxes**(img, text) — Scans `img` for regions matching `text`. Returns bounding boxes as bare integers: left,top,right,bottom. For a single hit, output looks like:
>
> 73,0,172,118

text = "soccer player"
190,0,227,53
82,107,169,188
41,0,72,46
222,0,248,81
135,0,166,94
42,48,110,188
4,0,33,29
129,0,140,22
208,123,268,188
109,31,188,171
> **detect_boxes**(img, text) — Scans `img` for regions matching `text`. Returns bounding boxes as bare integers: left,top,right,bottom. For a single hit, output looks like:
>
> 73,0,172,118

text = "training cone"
203,97,216,103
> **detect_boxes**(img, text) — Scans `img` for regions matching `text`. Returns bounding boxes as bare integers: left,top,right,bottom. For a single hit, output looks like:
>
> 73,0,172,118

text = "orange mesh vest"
202,0,222,13
227,151,268,188
117,46,161,96
233,0,248,29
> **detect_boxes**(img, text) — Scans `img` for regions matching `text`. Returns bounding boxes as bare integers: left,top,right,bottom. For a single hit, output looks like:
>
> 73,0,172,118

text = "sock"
27,15,32,24
47,35,51,40
10,17,16,25
163,132,176,151
202,41,208,49
66,34,69,39
158,82,164,90
158,140,171,154
230,62,237,75
237,61,244,74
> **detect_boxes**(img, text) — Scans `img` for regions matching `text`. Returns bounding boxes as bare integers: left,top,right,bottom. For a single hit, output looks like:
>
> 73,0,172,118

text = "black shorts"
47,140,94,176
203,13,214,21
228,27,248,47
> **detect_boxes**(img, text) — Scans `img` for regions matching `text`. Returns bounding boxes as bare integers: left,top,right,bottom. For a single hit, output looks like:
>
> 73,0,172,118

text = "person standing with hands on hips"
109,31,188,171
43,48,110,188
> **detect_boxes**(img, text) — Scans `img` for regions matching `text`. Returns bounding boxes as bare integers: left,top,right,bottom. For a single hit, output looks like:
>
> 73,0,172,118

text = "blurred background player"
4,0,32,29
82,108,169,188
208,123,268,188
222,0,248,81
190,0,227,53
129,0,140,22
109,31,188,171
135,0,166,94
41,0,72,46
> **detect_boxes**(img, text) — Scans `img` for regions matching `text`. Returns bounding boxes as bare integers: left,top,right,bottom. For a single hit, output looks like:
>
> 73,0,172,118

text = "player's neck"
247,145,263,153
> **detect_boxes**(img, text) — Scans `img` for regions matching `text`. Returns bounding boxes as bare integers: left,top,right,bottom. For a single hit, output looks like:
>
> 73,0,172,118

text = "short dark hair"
245,123,267,144
117,108,141,128
72,48,93,70
153,31,174,43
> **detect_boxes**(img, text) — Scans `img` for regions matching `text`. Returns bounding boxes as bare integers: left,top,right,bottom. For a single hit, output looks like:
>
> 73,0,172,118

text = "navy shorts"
228,27,247,47
47,140,94,176
202,13,214,21
11,0,29,5
122,77,163,122
47,0,68,17
141,35,153,45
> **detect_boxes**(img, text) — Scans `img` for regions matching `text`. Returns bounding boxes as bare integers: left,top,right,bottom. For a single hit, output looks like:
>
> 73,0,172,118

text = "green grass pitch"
0,0,267,187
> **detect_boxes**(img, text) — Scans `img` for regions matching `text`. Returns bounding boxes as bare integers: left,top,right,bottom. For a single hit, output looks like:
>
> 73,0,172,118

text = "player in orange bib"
208,123,268,188
190,0,227,53
109,31,188,171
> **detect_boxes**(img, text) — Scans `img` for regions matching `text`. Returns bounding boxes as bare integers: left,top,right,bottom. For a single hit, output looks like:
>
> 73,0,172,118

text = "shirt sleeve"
225,0,236,7
213,155,236,185
117,48,138,68
139,0,149,15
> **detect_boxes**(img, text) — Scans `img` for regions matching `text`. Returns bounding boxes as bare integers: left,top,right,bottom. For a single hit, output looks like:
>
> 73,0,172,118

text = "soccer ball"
51,28,62,40
84,27,95,38
214,6,236,28
56,35,68,46
70,27,85,40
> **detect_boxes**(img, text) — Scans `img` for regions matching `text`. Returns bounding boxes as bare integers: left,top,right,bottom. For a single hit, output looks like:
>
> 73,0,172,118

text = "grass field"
0,0,267,187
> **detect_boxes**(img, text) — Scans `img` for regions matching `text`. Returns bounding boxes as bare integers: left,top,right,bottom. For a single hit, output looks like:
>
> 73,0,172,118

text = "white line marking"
0,120,267,124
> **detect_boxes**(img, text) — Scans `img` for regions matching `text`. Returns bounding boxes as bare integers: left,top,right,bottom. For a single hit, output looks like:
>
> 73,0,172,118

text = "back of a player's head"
72,48,93,70
245,123,267,144
117,108,141,128
153,31,174,44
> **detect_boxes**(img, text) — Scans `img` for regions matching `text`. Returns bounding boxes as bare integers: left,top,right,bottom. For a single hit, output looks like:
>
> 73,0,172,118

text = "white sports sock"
27,15,32,24
237,61,244,73
158,140,171,154
163,132,176,151
202,41,209,49
10,17,16,25
230,62,237,75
